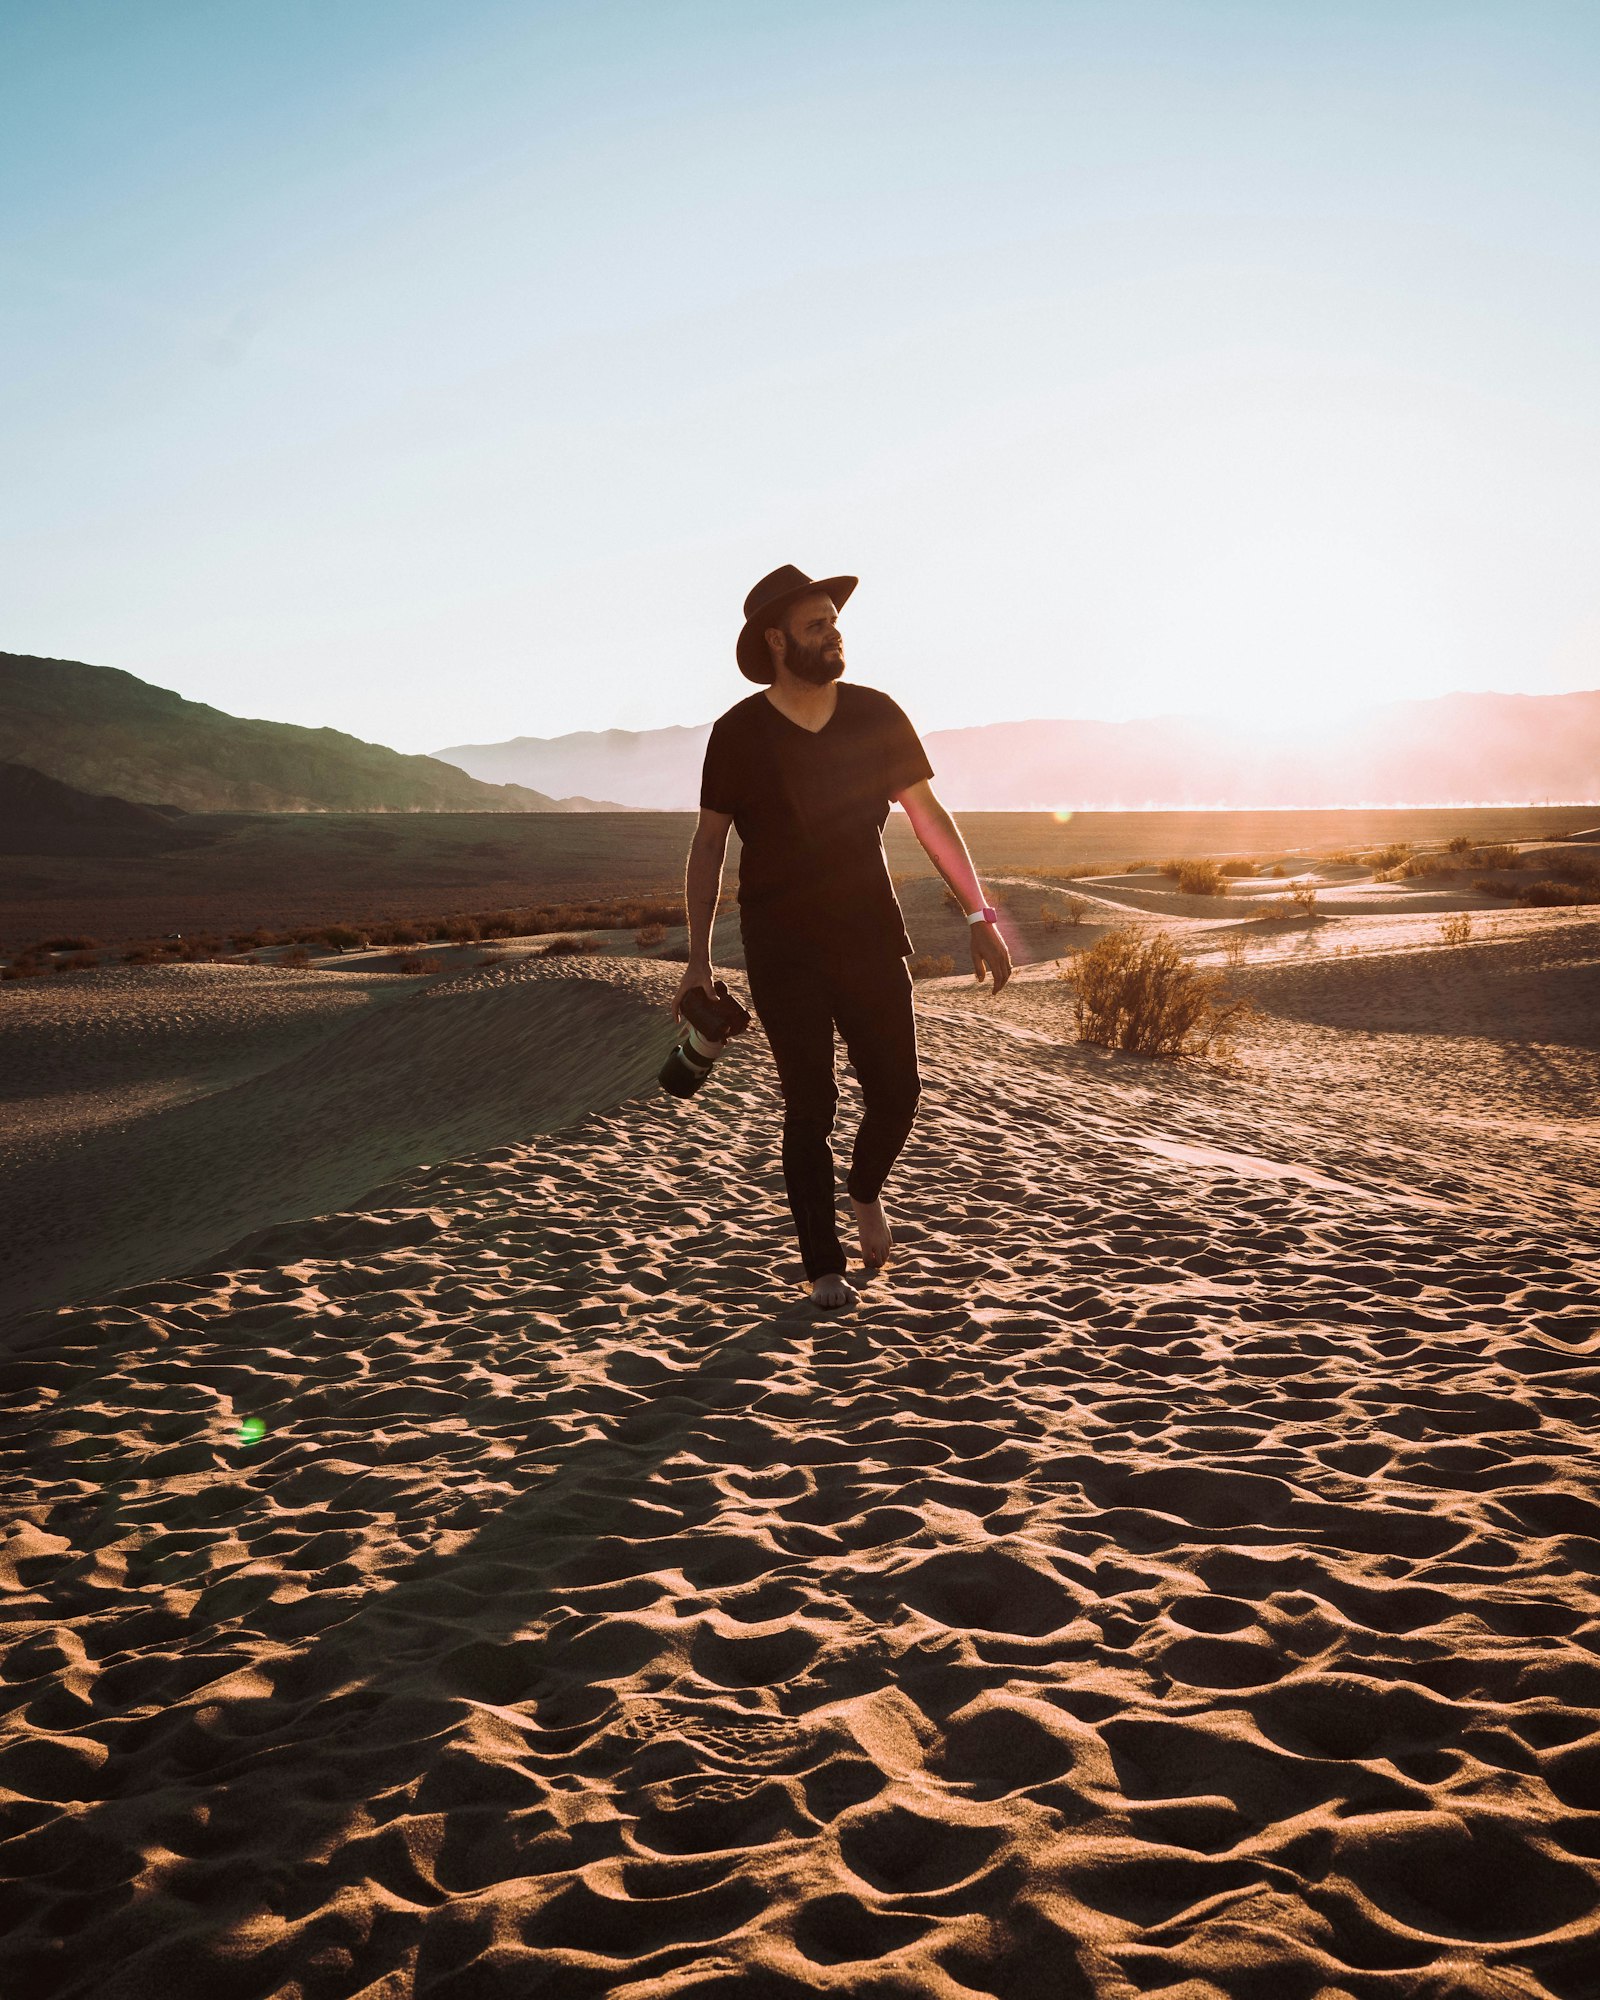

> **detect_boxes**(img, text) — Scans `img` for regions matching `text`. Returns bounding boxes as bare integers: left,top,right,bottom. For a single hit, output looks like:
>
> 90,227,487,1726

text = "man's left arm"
892,778,1012,994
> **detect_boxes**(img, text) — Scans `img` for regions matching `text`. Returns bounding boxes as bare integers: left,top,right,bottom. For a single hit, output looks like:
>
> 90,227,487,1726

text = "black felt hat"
735,564,858,683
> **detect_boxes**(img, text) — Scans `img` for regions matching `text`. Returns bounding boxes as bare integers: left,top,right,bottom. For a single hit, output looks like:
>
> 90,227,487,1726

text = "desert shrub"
1445,835,1474,854
1065,929,1253,1058
1063,895,1089,924
439,917,481,943
1222,933,1251,970
1290,879,1319,913
476,910,520,938
1471,844,1519,870
1439,913,1473,945
1,953,49,980
1472,877,1513,898
1031,864,1103,882
1544,854,1600,888
1039,896,1090,930
1039,900,1062,930
1364,844,1411,870
908,953,956,980
1268,863,1287,878
1160,858,1228,896
282,944,313,967
1219,859,1256,877
38,934,98,952
59,949,100,971
393,952,428,973
541,934,592,955
1518,879,1595,907
1398,853,1453,879
317,925,363,951
634,922,668,948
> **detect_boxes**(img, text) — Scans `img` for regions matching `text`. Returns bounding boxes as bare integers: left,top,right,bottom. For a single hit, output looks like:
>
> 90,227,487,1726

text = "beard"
783,633,845,685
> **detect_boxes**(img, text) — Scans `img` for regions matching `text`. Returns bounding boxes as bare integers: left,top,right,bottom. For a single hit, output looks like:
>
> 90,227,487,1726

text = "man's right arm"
674,807,733,1021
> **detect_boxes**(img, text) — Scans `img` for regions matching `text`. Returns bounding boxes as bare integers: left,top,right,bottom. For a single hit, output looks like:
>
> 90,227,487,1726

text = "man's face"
773,592,845,685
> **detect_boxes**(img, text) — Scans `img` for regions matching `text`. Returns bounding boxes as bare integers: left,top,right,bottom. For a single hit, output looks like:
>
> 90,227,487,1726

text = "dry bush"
316,925,364,950
1446,835,1474,854
1064,928,1254,1058
392,952,428,973
1160,858,1228,896
1063,895,1090,925
541,934,594,955
1398,853,1454,879
1472,844,1520,871
1439,913,1473,945
1222,933,1251,970
477,910,520,938
908,953,956,980
282,944,313,967
438,917,481,943
1518,879,1595,908
634,921,669,948
59,949,101,972
1031,864,1103,882
1219,858,1256,877
1,953,49,980
1290,879,1319,913
1364,843,1412,870
1544,854,1600,888
1039,896,1090,929
1039,900,1062,930
38,934,98,952
1472,877,1513,899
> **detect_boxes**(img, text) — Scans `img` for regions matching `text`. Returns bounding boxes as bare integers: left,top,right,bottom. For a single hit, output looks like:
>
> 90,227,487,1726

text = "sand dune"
0,958,677,1330
1,910,1598,1997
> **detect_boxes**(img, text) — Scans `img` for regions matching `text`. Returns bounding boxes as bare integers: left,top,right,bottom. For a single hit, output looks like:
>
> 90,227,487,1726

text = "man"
674,563,1012,1312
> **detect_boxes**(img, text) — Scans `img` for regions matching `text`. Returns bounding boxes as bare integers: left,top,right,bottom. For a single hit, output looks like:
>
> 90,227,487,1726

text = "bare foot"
809,1271,858,1311
849,1194,893,1270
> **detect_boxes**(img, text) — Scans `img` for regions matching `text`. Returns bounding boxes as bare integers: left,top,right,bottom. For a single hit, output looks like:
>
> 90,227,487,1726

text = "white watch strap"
966,909,987,924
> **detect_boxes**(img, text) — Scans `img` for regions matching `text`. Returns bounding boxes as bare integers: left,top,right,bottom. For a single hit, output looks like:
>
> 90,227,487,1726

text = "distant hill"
438,688,1600,810
0,762,209,856
0,654,624,813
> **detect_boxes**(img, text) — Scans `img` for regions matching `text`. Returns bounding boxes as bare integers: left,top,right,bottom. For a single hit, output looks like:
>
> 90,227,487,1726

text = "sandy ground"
1,905,1598,1998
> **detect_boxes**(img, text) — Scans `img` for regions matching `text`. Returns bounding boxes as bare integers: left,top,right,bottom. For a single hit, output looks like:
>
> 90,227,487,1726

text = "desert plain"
2,816,1598,1999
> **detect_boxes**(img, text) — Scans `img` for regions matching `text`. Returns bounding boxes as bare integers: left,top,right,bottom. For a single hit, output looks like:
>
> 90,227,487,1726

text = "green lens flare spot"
237,1417,267,1446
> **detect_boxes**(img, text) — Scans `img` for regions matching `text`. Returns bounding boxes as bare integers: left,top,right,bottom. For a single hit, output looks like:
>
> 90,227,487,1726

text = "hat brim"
736,575,858,683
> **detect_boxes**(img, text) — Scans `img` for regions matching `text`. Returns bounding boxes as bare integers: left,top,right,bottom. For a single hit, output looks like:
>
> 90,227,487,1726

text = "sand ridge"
2,926,1599,1997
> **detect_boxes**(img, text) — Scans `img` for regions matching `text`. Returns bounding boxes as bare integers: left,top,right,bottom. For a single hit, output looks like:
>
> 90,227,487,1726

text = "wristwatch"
966,905,1000,925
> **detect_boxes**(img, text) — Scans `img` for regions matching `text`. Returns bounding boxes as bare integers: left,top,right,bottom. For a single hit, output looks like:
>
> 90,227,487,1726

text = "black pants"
744,940,922,1281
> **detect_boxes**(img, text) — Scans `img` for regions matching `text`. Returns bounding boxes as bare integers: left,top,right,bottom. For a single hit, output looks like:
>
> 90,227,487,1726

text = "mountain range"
438,688,1600,811
0,654,622,813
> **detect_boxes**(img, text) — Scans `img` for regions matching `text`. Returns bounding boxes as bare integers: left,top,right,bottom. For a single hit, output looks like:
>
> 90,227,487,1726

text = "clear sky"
4,1,1598,752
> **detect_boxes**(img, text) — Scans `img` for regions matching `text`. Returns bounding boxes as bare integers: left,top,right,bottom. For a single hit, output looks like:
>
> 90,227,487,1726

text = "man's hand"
673,962,715,1023
970,920,1012,994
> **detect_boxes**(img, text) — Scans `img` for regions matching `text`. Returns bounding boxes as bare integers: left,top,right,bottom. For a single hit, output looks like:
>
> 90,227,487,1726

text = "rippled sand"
1,917,1597,1999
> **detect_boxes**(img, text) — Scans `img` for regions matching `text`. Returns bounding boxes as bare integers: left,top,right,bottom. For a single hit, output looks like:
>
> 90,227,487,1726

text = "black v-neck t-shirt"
699,682,935,959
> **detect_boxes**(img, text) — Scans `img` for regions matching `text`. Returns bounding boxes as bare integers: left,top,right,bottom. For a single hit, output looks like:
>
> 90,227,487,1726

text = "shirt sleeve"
698,719,739,812
879,694,935,802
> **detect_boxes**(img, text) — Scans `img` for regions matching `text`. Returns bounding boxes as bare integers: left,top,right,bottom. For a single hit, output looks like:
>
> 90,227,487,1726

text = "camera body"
659,977,752,1098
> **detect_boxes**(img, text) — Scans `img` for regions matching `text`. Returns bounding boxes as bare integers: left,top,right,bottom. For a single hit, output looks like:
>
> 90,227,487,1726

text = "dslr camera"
659,978,751,1098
